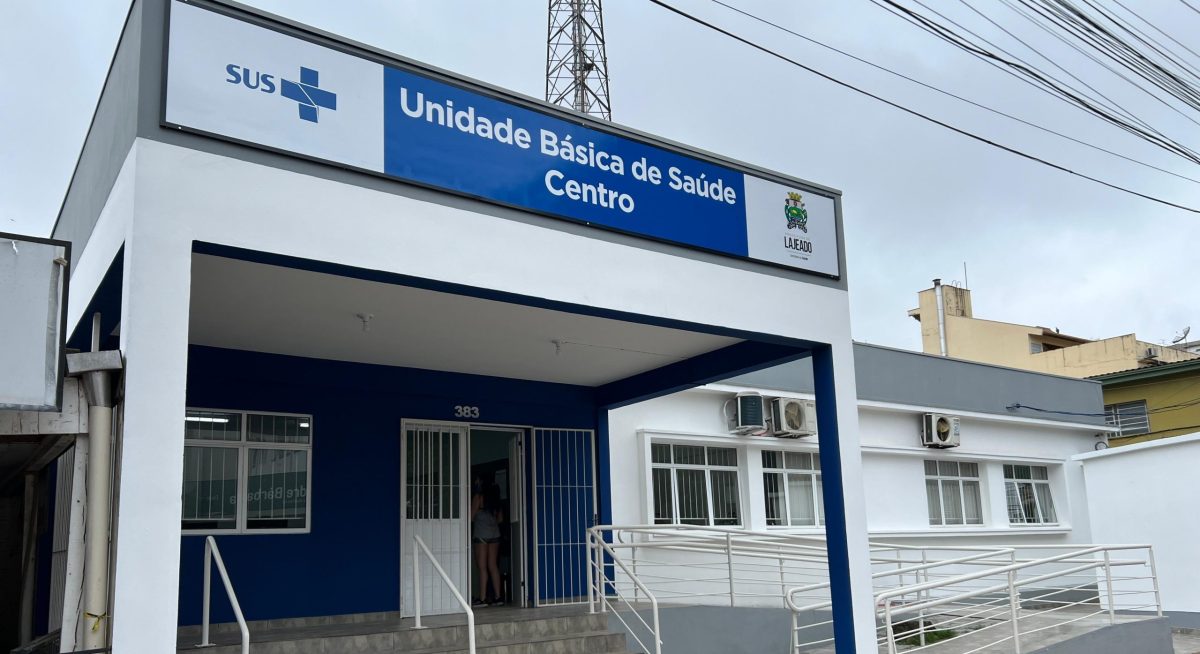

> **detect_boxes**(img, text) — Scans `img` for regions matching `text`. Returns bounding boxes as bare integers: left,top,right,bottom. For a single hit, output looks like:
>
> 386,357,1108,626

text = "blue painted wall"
178,346,598,626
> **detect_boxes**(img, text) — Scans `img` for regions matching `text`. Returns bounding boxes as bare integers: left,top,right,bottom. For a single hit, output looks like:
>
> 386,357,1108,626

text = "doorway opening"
469,427,525,608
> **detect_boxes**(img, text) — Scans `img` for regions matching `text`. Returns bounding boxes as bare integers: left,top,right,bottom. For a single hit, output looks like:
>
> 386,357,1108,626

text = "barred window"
1104,400,1149,437
650,443,741,526
183,409,312,533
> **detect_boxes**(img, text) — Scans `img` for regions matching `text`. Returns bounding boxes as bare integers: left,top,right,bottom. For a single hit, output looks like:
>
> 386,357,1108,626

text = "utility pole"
545,0,612,120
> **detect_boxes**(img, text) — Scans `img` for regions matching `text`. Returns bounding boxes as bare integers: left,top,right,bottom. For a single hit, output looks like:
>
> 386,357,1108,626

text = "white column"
108,212,193,652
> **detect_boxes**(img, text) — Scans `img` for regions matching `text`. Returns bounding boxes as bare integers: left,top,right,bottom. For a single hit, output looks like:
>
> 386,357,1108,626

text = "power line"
709,0,1200,185
1180,0,1200,17
645,0,1200,214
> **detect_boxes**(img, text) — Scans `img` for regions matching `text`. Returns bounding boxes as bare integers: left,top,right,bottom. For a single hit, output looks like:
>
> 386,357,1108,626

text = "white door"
401,421,469,617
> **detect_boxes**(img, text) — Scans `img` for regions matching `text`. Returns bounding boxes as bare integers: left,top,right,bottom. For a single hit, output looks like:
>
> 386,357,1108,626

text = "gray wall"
1028,618,1172,654
608,606,815,654
728,343,1108,426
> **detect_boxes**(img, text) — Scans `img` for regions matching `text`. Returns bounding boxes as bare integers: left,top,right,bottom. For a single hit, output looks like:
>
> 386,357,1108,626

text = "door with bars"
400,422,469,617
531,428,596,606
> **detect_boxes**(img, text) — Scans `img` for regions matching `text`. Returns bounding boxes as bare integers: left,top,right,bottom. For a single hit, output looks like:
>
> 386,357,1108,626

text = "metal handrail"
411,534,476,654
588,528,662,654
198,536,249,654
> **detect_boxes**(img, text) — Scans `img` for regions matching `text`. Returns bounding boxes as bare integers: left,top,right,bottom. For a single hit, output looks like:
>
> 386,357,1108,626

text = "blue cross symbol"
280,67,337,123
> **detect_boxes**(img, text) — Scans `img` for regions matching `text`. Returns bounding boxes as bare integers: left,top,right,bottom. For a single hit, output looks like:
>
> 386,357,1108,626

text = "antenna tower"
546,0,612,120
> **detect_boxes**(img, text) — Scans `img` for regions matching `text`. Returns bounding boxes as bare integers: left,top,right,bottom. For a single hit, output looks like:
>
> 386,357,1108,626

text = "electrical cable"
710,0,1200,185
646,0,1200,215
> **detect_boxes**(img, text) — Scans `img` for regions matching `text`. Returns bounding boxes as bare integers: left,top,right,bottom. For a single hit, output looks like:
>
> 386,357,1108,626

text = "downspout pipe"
933,278,948,357
65,349,123,652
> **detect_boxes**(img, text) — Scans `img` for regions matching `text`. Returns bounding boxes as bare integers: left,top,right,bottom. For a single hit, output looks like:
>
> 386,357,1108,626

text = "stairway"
177,607,633,654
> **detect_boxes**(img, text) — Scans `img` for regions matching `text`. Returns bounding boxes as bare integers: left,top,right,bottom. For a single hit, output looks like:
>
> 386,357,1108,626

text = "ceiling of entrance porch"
188,254,741,387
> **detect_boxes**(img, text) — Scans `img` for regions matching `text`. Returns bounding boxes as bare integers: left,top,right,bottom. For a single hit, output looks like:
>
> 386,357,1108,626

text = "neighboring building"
1092,358,1200,445
610,343,1109,555
908,280,1199,378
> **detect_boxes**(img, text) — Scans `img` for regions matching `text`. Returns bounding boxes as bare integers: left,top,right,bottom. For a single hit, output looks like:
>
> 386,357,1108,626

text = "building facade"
1093,359,1200,445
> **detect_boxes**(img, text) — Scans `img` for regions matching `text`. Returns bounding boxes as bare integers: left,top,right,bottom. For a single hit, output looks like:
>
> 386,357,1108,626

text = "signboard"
164,1,840,277
0,233,69,411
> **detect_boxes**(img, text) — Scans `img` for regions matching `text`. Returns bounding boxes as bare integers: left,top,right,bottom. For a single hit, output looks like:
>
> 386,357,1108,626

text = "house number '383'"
454,405,480,419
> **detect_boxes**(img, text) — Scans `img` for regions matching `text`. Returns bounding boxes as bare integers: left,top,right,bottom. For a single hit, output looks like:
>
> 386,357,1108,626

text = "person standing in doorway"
472,480,504,606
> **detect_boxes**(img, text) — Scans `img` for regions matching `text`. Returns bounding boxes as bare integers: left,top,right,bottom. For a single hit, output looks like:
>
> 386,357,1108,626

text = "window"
1104,400,1149,437
1004,464,1057,525
1029,340,1044,354
924,461,983,526
182,409,312,533
650,443,741,526
762,450,824,527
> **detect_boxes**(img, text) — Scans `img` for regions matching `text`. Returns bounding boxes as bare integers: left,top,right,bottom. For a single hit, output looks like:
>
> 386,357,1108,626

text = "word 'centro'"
545,170,635,213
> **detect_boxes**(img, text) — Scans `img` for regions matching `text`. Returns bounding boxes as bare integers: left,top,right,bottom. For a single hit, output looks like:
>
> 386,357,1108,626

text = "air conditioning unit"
729,392,766,434
770,398,817,437
922,413,961,448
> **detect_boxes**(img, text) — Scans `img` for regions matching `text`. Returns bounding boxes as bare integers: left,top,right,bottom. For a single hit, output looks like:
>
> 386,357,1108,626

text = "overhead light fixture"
185,416,230,423
299,422,310,428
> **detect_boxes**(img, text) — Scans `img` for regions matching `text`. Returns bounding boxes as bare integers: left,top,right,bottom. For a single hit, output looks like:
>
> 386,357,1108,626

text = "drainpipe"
933,278,948,357
65,347,123,652
19,472,37,645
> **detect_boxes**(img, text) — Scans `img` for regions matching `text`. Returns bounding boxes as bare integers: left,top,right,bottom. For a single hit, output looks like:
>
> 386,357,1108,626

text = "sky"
1,0,1197,352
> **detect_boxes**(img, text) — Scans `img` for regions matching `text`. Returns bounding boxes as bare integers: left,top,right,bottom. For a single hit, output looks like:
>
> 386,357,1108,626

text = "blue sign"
383,68,749,257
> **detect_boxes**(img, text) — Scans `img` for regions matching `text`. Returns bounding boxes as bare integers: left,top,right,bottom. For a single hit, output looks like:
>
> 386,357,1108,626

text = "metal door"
531,428,596,606
400,421,469,617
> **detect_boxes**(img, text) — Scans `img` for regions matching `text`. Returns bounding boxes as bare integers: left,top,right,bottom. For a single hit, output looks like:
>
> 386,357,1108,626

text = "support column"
108,228,192,652
812,342,877,652
19,472,37,646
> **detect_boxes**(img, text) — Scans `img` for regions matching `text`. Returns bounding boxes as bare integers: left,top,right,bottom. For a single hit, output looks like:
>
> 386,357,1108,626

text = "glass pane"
962,481,983,524
710,470,741,526
1011,465,1032,480
651,443,672,464
1017,482,1040,524
1005,481,1024,523
652,468,674,524
924,460,939,476
1031,466,1048,481
246,448,309,529
1035,484,1057,523
811,454,820,471
815,474,825,525
763,472,785,526
926,479,942,525
707,447,738,468
959,462,978,478
184,410,242,442
938,461,959,477
787,474,816,526
673,444,706,466
785,451,812,470
941,480,964,525
762,450,782,470
247,413,311,444
676,469,709,525
1004,464,1015,479
181,446,239,530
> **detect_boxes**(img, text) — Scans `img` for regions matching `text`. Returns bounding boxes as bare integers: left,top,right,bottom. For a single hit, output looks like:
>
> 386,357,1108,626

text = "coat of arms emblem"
785,192,808,232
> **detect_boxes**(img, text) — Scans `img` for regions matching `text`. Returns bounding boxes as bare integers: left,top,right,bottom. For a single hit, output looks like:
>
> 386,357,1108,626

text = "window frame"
923,460,984,527
761,449,825,528
182,407,314,535
649,441,744,528
1103,400,1150,437
1003,464,1058,526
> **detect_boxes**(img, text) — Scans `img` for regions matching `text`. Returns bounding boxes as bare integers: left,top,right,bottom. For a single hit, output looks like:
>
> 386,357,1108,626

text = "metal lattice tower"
545,0,612,120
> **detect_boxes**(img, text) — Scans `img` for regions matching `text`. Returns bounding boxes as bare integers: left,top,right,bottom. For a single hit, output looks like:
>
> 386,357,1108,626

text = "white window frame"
182,407,314,535
1003,464,1058,526
649,441,743,527
761,449,824,528
924,460,984,527
1104,400,1150,437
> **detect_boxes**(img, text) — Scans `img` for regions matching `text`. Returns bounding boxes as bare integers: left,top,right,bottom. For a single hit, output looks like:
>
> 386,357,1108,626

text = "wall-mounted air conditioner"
770,398,817,437
728,392,766,434
921,413,961,448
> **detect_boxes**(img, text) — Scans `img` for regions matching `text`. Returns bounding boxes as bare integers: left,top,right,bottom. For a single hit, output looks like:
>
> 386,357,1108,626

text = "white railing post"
413,536,423,629
779,545,788,609
597,532,607,613
726,533,736,607
1008,570,1022,654
1103,550,1116,625
918,549,928,647
632,544,640,606
884,600,898,654
587,531,596,614
1148,547,1164,617
200,538,213,646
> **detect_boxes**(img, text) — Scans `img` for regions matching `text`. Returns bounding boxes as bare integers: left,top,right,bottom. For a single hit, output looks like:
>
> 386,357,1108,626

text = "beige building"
908,280,1200,378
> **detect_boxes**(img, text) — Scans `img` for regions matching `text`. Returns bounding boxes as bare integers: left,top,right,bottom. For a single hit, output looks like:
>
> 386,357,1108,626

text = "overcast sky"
2,0,1197,352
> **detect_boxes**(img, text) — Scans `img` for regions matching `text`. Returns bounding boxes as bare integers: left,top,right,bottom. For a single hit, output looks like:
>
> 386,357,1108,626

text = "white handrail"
588,528,662,654
198,536,249,654
411,534,476,654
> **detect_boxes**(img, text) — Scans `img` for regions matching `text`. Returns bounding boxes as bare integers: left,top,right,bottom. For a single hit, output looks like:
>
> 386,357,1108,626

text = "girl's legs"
487,541,503,602
474,541,489,603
